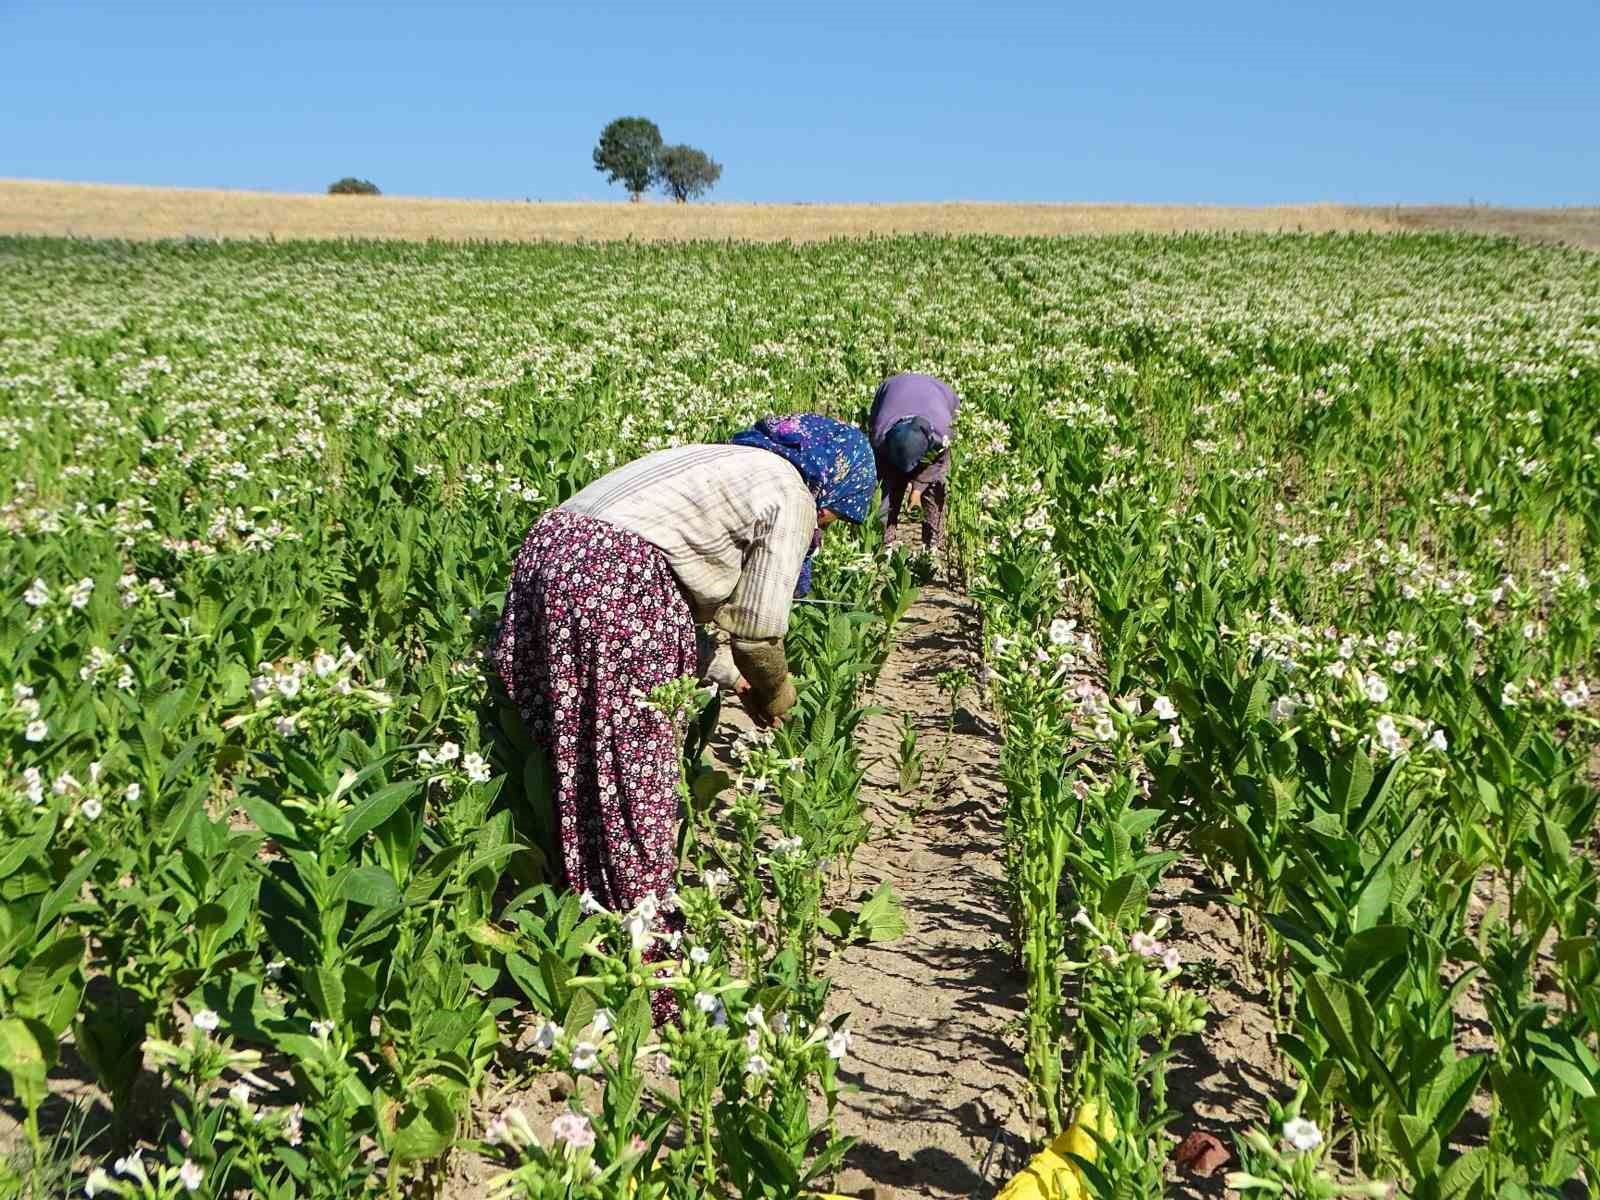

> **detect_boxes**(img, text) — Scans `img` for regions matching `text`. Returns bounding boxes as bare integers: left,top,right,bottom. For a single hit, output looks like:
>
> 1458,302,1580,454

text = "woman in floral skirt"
492,414,875,1020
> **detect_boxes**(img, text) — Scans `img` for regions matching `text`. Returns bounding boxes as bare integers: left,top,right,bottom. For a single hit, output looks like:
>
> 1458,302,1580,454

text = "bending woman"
492,414,875,1016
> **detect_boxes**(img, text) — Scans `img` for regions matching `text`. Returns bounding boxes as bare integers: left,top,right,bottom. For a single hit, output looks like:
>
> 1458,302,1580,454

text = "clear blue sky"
4,0,1596,205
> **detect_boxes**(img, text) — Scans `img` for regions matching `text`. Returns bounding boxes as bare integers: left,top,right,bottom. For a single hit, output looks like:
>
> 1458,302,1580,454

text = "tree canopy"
328,177,380,196
592,117,664,201
657,145,723,203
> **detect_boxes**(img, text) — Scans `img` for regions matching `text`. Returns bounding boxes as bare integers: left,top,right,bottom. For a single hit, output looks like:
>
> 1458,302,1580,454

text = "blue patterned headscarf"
730,413,877,597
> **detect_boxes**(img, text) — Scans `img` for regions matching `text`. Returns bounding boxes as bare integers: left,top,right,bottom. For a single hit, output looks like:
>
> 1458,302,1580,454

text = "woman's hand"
735,676,786,727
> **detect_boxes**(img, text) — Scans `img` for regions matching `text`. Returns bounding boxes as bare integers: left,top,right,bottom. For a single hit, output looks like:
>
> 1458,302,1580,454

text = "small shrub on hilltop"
327,177,381,196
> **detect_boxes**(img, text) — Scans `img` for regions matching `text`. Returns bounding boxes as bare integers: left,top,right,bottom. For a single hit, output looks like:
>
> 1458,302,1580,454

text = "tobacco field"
1,233,1598,1199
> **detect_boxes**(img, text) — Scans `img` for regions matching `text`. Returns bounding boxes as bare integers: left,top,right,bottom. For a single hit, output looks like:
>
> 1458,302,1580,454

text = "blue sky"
4,0,1596,205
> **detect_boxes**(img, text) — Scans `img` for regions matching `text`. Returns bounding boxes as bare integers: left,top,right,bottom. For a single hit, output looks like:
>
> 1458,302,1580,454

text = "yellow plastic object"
994,1103,1114,1200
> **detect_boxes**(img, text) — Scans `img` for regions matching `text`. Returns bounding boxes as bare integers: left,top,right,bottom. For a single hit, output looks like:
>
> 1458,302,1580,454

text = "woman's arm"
715,484,815,724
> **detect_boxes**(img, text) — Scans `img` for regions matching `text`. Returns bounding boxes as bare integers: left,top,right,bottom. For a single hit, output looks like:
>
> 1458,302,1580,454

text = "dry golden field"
3,178,1597,248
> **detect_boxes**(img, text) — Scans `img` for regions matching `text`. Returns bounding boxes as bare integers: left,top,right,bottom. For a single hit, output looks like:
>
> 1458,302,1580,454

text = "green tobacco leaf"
563,987,596,1036
1331,746,1373,817
1341,924,1409,980
35,851,100,931
307,966,346,1023
1305,973,1373,1066
0,1017,56,1115
239,795,298,841
1419,1053,1487,1133
690,769,731,807
1438,1145,1490,1200
1389,1112,1441,1177
343,865,402,908
1097,873,1148,929
341,780,421,847
378,1083,461,1163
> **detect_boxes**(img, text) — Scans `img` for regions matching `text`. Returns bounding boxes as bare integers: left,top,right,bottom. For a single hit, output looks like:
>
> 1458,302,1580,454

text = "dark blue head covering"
730,413,877,598
881,415,935,476
730,414,876,524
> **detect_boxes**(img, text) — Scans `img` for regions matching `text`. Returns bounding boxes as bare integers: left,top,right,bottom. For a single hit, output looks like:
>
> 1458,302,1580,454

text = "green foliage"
592,117,663,199
326,177,380,195
1,231,1597,1197
656,144,722,203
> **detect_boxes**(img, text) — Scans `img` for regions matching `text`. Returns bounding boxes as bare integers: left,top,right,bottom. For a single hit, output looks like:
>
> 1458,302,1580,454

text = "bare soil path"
770,584,1281,1199
809,586,1033,1198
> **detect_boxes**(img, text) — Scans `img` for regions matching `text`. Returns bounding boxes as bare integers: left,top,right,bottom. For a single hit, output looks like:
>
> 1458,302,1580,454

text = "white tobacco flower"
22,768,44,806
570,1041,599,1071
1091,715,1115,741
591,1008,613,1035
689,946,711,965
24,720,48,742
1161,947,1181,972
229,1082,252,1107
1361,673,1389,703
309,1019,334,1039
483,1113,510,1145
533,1020,559,1051
579,890,604,915
694,991,718,1013
273,716,297,737
622,911,650,949
178,1159,203,1192
1374,714,1406,757
192,1008,220,1033
436,740,460,763
746,1053,771,1078
1269,695,1298,724
1427,727,1449,753
1168,725,1184,750
1048,618,1075,646
1130,931,1162,957
312,652,338,677
462,752,492,782
275,673,301,699
53,771,80,795
22,579,48,607
827,1027,852,1060
1282,1116,1323,1151
85,1167,115,1196
249,675,273,700
703,868,730,890
80,796,103,821
124,782,141,802
550,1112,595,1149
1151,695,1178,721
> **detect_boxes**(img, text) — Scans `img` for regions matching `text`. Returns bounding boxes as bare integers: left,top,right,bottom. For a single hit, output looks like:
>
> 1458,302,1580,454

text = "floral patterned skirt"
493,509,695,1017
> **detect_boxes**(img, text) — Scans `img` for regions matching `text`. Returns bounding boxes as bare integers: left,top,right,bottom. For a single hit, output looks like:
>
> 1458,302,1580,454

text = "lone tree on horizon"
328,177,380,195
592,117,663,202
657,145,722,203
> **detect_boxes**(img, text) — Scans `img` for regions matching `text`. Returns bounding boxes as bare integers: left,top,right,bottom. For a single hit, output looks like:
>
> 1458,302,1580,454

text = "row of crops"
2,232,1598,1198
